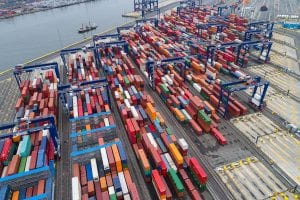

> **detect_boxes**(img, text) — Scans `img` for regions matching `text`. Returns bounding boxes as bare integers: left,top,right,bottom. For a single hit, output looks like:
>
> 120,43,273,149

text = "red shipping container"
88,181,95,197
0,139,12,162
190,189,203,200
102,191,109,200
7,154,20,176
189,119,202,135
189,157,207,184
29,150,38,170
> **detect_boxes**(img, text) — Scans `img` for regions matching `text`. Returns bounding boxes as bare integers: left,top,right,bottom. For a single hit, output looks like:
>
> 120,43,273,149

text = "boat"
260,5,268,11
78,22,97,33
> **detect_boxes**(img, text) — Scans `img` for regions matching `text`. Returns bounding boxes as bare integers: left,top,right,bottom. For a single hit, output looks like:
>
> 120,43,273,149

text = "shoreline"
0,0,96,20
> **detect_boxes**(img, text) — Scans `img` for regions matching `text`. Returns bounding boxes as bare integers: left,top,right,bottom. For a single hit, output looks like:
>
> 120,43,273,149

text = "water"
0,0,133,70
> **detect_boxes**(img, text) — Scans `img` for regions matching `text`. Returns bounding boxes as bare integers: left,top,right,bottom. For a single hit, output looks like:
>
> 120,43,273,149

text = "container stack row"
121,27,229,144
69,113,117,152
14,72,58,122
72,139,140,200
0,177,53,200
65,51,100,84
96,43,207,199
0,130,55,179
67,85,110,119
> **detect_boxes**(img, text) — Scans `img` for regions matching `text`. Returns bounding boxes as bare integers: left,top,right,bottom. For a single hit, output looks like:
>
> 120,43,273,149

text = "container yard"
0,1,300,200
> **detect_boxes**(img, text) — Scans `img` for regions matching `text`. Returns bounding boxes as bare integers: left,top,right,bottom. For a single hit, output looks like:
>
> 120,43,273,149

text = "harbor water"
0,0,132,70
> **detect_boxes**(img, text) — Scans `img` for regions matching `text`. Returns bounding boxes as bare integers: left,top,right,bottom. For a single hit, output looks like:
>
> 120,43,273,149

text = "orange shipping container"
156,112,165,126
12,191,19,200
111,144,122,172
174,108,185,122
37,180,45,194
138,149,150,171
100,177,107,191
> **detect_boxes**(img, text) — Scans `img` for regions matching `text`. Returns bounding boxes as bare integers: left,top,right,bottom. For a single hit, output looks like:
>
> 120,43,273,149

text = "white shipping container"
16,141,23,156
25,156,31,172
101,148,110,172
147,133,158,149
193,83,201,93
89,75,93,81
161,76,167,83
181,109,191,121
1,166,7,178
164,75,173,85
130,106,139,119
32,78,37,88
114,91,120,99
124,194,131,200
104,118,110,127
80,63,85,79
73,106,78,118
72,177,82,200
164,153,177,172
254,94,261,100
42,130,50,138
124,99,131,109
251,98,260,107
178,138,189,150
108,186,116,195
90,158,100,181
186,74,192,81
118,172,129,195
125,91,131,100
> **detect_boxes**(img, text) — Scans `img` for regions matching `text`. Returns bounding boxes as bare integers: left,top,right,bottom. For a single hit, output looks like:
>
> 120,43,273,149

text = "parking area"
272,32,296,47
216,156,297,200
231,113,300,186
248,64,300,99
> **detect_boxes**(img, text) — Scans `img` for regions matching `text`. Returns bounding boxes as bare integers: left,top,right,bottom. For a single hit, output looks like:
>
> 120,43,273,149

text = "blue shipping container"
85,163,93,181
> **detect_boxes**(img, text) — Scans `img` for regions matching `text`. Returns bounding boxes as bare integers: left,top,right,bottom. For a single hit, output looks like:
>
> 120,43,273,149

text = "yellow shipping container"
146,102,156,121
111,144,123,172
169,143,183,166
156,112,165,126
174,108,185,122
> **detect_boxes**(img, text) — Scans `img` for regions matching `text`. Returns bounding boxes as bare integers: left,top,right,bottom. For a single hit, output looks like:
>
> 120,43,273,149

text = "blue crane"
93,35,129,69
206,41,240,66
58,78,110,117
146,56,188,89
248,21,274,31
236,40,272,67
0,115,59,153
13,62,60,88
217,76,269,118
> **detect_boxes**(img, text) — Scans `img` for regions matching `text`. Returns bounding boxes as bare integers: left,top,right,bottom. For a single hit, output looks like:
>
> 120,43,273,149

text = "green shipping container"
110,194,117,200
3,143,17,166
159,84,170,95
198,110,211,124
168,169,184,193
189,169,206,192
124,76,130,86
220,67,230,75
166,127,172,135
18,157,27,173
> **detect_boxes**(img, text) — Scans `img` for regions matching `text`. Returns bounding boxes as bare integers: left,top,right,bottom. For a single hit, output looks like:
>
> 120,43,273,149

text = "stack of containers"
121,26,228,145
15,70,58,122
0,177,53,199
69,113,117,152
0,130,55,179
68,86,110,119
163,9,251,67
71,138,140,200
97,44,205,199
66,51,99,84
